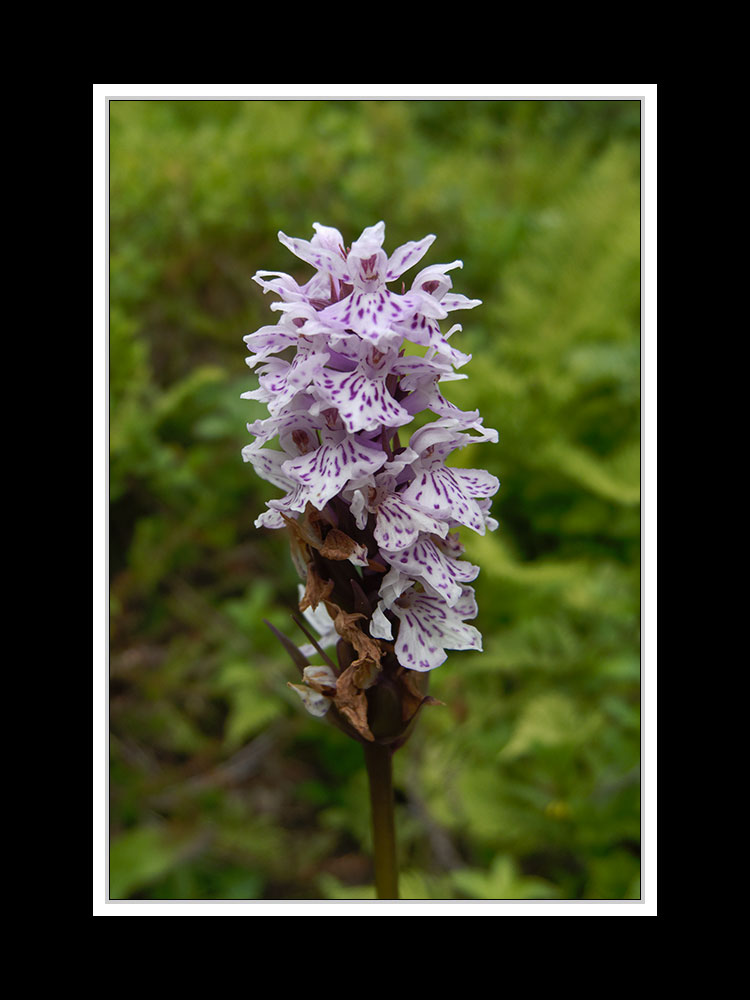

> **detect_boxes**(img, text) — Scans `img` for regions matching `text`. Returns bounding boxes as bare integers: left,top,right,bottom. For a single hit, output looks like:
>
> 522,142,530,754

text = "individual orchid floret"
399,464,500,536
374,586,482,673
312,363,412,435
349,472,449,552
288,663,339,717
280,430,388,512
381,534,480,608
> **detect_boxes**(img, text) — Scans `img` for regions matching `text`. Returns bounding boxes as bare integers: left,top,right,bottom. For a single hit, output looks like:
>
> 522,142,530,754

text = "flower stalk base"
363,741,399,900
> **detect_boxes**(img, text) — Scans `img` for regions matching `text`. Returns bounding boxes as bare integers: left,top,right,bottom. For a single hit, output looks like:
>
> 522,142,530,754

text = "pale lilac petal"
267,481,314,514
477,498,499,532
323,331,374,364
425,324,472,368
410,260,463,299
243,324,298,367
378,564,413,607
240,385,273,405
244,448,314,521
252,270,310,304
350,221,386,252
348,488,368,530
254,507,288,530
408,418,499,464
403,287,451,322
383,446,420,478
384,234,436,282
243,447,295,490
452,585,478,620
311,223,346,254
441,292,482,312
401,384,481,426
369,603,394,640
452,468,501,499
278,230,352,282
393,618,448,671
391,354,459,385
436,530,465,560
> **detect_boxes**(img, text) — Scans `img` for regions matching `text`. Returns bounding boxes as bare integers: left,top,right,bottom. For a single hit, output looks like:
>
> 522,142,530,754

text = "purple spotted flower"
244,222,499,744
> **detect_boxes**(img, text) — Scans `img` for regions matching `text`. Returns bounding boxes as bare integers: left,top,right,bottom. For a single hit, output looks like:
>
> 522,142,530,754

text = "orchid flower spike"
244,222,499,747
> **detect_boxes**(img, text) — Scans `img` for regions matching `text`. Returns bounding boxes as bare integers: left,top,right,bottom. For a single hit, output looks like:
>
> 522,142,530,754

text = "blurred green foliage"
109,99,640,901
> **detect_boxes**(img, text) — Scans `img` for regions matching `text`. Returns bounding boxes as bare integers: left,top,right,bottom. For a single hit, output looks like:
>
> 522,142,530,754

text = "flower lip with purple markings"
244,221,499,695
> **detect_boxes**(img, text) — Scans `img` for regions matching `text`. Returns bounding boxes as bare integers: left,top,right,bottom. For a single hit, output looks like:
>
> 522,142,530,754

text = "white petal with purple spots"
278,230,352,283
399,466,498,535
372,492,449,552
281,438,388,510
390,588,482,672
384,234,436,282
382,537,479,608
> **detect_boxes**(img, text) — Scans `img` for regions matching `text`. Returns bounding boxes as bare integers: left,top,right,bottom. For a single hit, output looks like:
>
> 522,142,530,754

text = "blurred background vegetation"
109,98,641,901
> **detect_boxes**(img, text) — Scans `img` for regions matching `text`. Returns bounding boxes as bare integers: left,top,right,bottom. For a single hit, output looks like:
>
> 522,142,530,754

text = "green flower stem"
363,742,399,899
